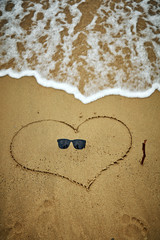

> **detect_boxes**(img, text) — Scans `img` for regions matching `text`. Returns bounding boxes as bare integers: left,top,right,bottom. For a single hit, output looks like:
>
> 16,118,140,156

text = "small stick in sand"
141,139,147,165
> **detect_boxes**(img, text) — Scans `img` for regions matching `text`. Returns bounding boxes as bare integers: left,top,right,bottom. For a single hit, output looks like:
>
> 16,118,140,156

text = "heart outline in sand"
10,116,132,190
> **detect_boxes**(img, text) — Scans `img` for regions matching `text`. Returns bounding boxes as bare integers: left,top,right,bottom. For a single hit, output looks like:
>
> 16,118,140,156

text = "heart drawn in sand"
10,116,132,190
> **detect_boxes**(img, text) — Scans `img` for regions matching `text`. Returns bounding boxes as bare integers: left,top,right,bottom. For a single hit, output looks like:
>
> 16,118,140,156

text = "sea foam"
0,0,160,103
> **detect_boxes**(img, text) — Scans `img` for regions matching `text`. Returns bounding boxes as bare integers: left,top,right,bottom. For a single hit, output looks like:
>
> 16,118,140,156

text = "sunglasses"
57,139,86,150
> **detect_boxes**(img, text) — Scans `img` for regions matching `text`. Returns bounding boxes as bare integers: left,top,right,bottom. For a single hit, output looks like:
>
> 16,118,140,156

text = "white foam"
0,69,160,104
0,0,160,103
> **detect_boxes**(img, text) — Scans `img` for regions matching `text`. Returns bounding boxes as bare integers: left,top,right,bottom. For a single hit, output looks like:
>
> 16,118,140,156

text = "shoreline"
0,71,160,104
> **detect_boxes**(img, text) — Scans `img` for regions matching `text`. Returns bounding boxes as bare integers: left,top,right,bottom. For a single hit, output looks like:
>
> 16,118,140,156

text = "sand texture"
0,76,160,240
0,1,160,239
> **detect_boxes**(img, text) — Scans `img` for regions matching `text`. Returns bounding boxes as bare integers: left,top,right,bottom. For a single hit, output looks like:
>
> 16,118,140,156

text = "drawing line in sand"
10,116,132,190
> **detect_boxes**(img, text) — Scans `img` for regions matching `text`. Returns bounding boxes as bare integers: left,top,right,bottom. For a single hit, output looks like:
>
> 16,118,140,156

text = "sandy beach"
0,75,160,240
0,0,160,239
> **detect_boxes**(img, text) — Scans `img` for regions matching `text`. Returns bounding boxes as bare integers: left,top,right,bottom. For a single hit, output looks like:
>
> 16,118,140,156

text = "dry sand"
0,75,160,240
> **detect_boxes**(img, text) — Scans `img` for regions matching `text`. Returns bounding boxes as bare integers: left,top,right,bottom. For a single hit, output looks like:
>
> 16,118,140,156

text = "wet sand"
0,75,160,240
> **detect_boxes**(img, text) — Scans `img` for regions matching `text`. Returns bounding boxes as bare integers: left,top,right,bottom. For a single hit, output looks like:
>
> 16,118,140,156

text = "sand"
0,75,160,240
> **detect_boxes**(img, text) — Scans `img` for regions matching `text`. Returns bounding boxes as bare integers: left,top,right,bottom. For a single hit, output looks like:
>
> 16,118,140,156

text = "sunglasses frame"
57,139,86,150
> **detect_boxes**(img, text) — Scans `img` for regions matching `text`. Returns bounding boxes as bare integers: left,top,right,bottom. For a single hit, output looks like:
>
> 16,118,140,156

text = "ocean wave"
0,0,160,103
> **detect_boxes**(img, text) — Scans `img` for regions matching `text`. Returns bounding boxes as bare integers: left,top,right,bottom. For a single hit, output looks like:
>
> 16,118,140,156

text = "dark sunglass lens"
57,139,70,149
73,140,86,149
